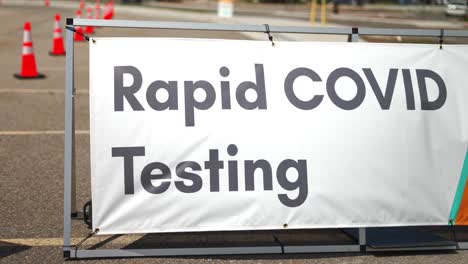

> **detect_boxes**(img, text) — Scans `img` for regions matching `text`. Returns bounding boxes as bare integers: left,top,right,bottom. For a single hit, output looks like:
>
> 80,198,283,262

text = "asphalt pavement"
146,0,468,28
1,2,468,264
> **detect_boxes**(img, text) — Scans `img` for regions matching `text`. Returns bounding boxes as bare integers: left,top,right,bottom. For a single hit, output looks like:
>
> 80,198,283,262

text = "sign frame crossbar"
63,18,468,259
72,18,468,38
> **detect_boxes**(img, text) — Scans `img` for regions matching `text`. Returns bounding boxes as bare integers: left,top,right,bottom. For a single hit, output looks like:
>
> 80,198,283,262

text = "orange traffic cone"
95,0,101,20
14,22,45,79
74,10,85,42
50,14,65,56
85,7,95,34
103,1,114,20
44,0,49,7
110,0,115,18
79,0,85,10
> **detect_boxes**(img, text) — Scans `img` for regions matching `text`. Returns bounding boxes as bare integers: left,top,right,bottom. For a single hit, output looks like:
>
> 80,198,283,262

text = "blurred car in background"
445,0,467,16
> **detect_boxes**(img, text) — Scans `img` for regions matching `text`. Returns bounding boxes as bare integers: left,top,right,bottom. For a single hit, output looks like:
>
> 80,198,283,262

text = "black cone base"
49,51,66,56
14,73,46,79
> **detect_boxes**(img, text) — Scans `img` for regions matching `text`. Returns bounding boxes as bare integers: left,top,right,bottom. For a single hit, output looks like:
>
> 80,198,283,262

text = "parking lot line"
0,130,89,135
1,237,77,247
1,235,141,247
0,89,88,94
41,66,88,71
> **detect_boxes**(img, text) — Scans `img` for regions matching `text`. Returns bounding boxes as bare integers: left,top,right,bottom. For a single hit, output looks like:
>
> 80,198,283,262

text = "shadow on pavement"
373,250,458,257
121,229,355,249
0,241,30,258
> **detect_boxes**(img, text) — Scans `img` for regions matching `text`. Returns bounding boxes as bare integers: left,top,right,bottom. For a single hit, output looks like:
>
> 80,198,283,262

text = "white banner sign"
90,38,468,235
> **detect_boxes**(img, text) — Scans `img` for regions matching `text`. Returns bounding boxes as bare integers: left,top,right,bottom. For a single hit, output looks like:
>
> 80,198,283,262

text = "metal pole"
358,228,366,252
320,0,326,25
72,19,353,35
71,82,77,217
348,27,359,42
310,0,317,24
63,18,75,258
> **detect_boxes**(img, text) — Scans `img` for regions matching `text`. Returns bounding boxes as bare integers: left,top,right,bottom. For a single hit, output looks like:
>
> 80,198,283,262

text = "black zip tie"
439,29,444,50
65,26,96,43
264,24,275,47
273,235,284,254
449,219,460,249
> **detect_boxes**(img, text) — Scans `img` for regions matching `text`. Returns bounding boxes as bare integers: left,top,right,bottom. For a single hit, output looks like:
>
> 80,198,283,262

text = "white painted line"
1,237,79,247
0,89,88,94
41,66,89,71
0,130,89,136
1,235,143,247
